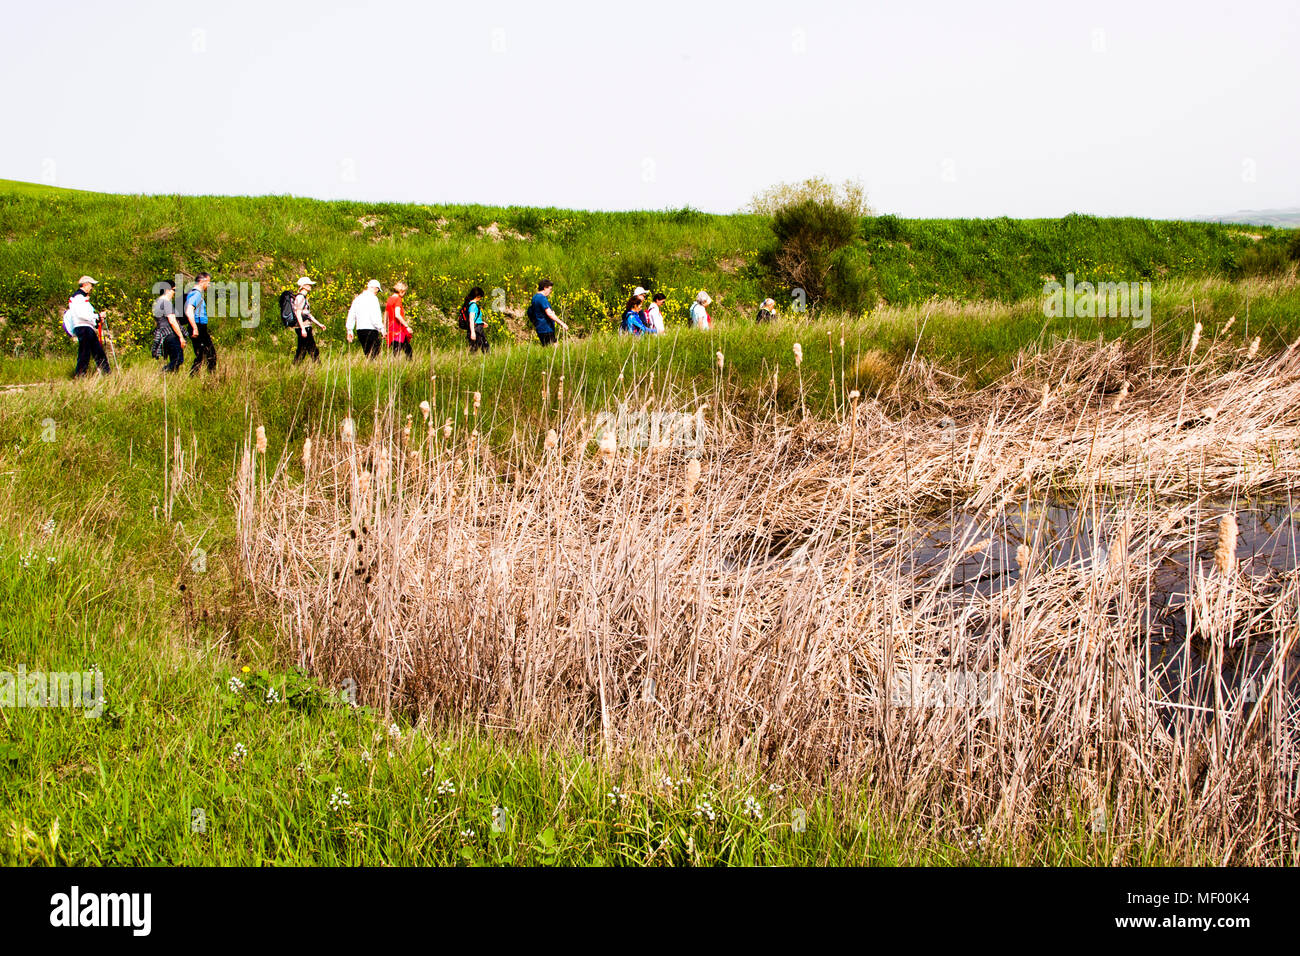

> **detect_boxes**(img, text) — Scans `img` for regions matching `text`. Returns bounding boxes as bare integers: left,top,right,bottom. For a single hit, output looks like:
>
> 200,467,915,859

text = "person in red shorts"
386,281,412,358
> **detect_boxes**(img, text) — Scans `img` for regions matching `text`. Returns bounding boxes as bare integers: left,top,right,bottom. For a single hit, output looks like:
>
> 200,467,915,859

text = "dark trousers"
294,326,320,364
467,324,489,353
162,332,185,373
190,325,216,375
536,330,556,346
72,326,110,377
392,339,412,359
357,328,381,358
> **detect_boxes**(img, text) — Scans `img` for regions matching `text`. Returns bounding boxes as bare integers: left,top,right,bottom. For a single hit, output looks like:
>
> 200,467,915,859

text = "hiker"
461,286,489,353
756,298,777,323
291,276,324,364
690,291,713,330
152,281,186,373
645,292,667,334
620,289,651,335
186,272,216,375
386,281,412,358
346,279,384,357
528,279,567,346
67,276,110,377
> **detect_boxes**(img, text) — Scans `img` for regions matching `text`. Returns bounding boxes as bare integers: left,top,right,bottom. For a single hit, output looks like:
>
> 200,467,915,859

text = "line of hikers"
66,273,776,378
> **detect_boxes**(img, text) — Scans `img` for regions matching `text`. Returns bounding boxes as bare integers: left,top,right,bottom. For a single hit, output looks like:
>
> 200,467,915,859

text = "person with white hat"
346,279,384,358
690,290,713,330
67,275,110,377
756,297,777,323
619,288,651,335
291,276,324,365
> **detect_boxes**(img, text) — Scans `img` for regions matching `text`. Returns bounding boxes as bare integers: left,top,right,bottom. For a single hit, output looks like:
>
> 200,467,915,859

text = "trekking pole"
99,309,122,373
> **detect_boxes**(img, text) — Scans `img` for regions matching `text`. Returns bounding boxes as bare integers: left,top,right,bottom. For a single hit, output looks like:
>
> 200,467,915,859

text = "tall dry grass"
237,336,1300,863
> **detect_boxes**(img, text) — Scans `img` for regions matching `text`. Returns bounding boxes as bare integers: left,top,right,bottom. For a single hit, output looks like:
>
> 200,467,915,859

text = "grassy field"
0,178,1291,359
2,183,1297,866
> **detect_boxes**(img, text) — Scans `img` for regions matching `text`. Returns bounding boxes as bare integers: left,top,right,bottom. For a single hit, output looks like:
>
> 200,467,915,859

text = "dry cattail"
419,400,431,421
1039,383,1050,410
1223,314,1236,334
402,414,412,445
793,342,803,366
1015,544,1030,575
1214,513,1238,575
358,470,371,497
255,425,267,453
544,428,558,452
684,458,701,495
341,417,355,442
302,437,312,472
1188,322,1202,357
1246,337,1260,360
1112,380,1130,412
716,351,724,371
598,429,616,462
557,377,564,403
1106,518,1131,579
848,389,860,402
472,391,481,412
442,418,453,440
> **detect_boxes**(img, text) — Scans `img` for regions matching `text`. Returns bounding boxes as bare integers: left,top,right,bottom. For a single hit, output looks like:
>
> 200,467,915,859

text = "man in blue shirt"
528,279,567,346
185,272,215,376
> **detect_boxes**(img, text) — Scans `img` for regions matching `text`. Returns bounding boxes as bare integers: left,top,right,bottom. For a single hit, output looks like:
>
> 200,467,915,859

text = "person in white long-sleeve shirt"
346,279,385,358
68,275,110,377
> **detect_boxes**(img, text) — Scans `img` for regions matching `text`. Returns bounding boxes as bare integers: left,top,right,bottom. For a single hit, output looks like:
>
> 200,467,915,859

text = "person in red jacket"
386,281,412,358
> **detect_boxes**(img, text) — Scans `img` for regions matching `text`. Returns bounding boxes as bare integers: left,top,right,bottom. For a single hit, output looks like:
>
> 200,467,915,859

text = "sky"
1,0,1297,217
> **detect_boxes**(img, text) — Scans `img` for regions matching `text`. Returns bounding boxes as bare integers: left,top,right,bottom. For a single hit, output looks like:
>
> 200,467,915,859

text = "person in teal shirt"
462,286,489,354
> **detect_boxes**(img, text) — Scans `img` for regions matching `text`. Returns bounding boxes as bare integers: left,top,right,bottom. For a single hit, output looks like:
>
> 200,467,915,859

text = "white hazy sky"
2,0,1296,217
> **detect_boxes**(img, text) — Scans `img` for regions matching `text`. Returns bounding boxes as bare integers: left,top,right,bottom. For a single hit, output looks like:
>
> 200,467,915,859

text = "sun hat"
696,291,711,305
762,298,776,309
77,276,98,285
632,286,649,297
297,276,316,287
366,279,381,290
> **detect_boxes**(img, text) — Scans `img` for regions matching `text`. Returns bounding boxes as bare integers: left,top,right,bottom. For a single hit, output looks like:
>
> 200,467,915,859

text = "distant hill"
1193,207,1300,228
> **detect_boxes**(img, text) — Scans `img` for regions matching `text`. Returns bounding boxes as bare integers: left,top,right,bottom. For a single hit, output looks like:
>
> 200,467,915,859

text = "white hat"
696,290,711,305
77,276,98,286
366,279,381,290
632,286,649,297
297,276,316,287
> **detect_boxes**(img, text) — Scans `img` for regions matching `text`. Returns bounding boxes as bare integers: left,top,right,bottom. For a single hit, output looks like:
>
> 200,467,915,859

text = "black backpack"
457,304,470,331
279,290,297,328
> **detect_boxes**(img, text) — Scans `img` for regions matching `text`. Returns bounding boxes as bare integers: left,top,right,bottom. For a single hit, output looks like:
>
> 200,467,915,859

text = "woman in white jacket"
345,279,385,358
68,276,110,377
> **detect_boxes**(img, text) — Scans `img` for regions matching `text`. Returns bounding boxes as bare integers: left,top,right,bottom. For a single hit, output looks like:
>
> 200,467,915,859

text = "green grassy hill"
0,179,1289,359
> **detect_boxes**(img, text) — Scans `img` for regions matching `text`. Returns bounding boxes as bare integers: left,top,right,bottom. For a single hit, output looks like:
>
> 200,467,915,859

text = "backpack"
457,304,470,331
279,290,297,328
61,301,75,337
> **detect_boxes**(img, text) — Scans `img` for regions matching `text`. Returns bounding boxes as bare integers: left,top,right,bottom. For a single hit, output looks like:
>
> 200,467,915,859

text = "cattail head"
302,437,312,472
255,425,267,453
472,391,481,412
402,415,412,444
1040,383,1050,410
1106,518,1131,579
341,417,355,442
358,470,372,497
684,457,701,494
1223,314,1236,334
716,351,724,370
598,429,616,461
1214,512,1238,575
792,342,803,366
848,389,860,402
557,377,564,403
419,400,431,421
442,418,453,440
1189,322,1202,357
1246,336,1260,360
1015,544,1030,575
1112,380,1130,413
544,428,558,452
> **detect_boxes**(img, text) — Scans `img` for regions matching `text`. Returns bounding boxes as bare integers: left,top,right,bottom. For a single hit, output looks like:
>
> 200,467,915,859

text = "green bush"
765,199,861,308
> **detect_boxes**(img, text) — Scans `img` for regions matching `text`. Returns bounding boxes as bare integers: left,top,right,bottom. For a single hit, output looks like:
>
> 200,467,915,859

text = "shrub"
765,199,861,309
747,177,871,218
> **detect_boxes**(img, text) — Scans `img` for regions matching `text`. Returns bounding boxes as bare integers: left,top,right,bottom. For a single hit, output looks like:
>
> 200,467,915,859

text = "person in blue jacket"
620,289,651,335
528,279,567,346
